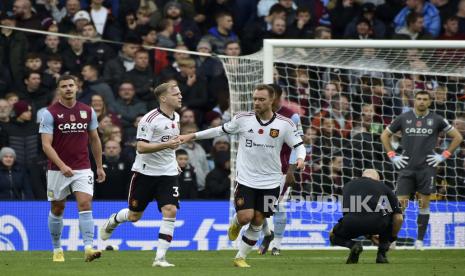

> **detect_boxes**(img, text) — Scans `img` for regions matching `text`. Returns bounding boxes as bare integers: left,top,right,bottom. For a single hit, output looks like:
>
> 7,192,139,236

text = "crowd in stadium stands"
0,0,464,200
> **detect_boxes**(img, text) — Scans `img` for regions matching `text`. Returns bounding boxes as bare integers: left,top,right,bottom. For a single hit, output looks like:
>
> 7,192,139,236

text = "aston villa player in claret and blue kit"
39,75,106,262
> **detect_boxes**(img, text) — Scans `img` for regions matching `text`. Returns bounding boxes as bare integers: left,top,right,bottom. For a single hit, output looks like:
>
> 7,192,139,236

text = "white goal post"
220,39,465,249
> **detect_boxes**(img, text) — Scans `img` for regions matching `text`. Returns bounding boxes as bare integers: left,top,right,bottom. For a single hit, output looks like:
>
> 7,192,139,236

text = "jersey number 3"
172,186,179,197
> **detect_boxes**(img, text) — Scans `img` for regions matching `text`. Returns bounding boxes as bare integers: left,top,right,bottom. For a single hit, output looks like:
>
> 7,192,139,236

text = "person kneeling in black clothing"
330,169,403,264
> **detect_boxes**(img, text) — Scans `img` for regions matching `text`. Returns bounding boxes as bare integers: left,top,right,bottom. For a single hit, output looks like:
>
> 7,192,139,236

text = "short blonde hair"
154,82,178,100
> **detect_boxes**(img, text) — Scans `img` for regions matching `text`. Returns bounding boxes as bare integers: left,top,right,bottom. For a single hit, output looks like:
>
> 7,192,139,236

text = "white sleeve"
294,144,306,161
284,123,304,153
222,114,241,134
136,117,155,142
195,126,225,140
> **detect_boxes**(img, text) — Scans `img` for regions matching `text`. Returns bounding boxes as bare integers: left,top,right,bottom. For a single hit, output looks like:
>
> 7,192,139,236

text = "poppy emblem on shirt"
258,129,264,134
172,123,175,128
70,114,76,122
270,128,280,138
416,121,422,127
80,110,87,119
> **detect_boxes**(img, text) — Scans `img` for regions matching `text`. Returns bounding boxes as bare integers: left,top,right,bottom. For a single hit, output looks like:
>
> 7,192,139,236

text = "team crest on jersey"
427,119,433,126
269,128,280,138
416,121,422,127
80,110,87,119
70,114,76,122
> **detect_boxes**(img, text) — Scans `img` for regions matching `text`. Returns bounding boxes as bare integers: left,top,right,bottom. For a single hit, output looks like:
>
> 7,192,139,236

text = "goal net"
219,40,465,249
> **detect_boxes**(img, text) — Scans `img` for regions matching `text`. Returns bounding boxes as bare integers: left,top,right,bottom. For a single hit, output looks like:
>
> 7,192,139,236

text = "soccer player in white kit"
180,84,306,267
100,83,182,267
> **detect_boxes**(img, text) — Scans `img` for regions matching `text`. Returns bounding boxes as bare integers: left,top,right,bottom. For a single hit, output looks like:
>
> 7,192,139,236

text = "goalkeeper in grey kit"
380,90,463,249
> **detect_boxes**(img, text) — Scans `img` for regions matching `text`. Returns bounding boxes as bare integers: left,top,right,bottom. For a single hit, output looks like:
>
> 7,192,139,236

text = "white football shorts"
47,169,94,201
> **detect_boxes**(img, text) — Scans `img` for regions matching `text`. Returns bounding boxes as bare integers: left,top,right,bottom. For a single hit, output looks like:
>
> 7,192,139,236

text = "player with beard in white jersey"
180,84,306,268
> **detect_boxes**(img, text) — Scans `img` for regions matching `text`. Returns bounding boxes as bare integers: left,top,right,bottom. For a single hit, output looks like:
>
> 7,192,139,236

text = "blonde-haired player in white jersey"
180,84,306,268
100,82,182,267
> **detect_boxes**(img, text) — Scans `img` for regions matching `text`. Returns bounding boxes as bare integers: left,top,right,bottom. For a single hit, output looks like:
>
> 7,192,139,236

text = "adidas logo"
164,125,169,130
248,129,254,133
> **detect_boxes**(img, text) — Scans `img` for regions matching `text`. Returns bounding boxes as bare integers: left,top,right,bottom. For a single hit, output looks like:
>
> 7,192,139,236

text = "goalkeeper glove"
387,151,409,169
426,150,451,167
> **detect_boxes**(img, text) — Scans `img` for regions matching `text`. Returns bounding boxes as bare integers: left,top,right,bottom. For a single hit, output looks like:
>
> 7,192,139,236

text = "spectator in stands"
287,6,315,39
298,127,322,194
433,86,455,121
175,149,198,199
257,0,297,25
103,38,139,90
4,100,38,164
241,3,287,54
351,103,384,137
431,0,456,22
5,92,19,107
439,15,465,39
72,9,91,33
176,58,208,124
88,0,121,41
224,41,241,56
320,154,349,196
123,49,156,105
61,31,91,76
0,13,28,88
321,94,353,138
329,0,361,38
350,104,385,178
195,40,225,81
201,12,238,54
12,0,43,49
18,71,51,116
39,54,61,90
48,0,81,33
0,147,33,200
204,150,230,199
394,12,434,39
316,116,342,156
345,17,374,39
456,0,465,35
264,17,288,39
207,135,230,170
344,2,386,39
94,140,131,199
81,22,116,69
394,0,440,37
0,99,12,124
180,108,196,125
112,81,148,133
81,63,116,109
24,52,42,71
156,18,176,48
90,94,121,127
180,123,209,193
163,0,201,50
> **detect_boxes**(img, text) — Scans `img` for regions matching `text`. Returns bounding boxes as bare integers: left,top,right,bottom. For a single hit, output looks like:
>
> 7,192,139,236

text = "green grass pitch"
1,250,464,276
